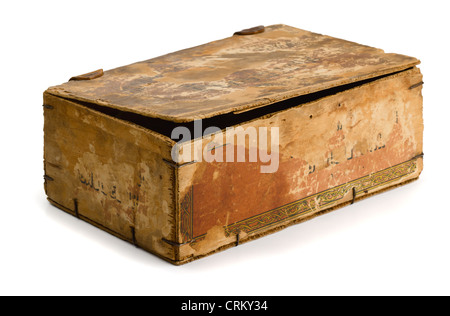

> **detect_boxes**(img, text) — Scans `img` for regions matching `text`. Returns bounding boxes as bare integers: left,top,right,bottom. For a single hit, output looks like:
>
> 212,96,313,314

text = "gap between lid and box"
53,66,416,142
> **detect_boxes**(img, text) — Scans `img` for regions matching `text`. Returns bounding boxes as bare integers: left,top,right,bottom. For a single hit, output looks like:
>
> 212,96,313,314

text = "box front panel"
176,67,423,263
43,94,176,261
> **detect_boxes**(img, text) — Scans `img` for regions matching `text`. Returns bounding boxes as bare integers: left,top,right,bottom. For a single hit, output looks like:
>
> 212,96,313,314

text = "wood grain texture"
45,24,419,122
43,93,177,261
174,67,423,263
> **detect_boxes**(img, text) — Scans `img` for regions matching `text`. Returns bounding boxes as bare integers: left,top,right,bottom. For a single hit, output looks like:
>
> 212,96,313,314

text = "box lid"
46,24,419,123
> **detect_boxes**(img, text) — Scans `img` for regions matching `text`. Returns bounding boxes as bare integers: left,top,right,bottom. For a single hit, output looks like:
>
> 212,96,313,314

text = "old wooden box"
43,24,423,265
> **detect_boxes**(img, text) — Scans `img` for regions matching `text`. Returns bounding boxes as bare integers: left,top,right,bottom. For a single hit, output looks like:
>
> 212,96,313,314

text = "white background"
1,0,449,296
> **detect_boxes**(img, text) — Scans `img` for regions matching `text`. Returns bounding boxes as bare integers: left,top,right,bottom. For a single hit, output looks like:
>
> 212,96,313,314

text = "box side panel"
175,67,423,263
43,94,176,261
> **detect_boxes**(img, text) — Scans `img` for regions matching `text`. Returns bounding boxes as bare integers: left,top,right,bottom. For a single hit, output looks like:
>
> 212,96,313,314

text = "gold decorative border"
182,158,418,244
224,159,417,236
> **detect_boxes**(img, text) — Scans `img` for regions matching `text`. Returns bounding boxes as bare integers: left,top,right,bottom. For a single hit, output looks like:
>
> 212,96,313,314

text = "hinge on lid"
234,25,265,36
69,69,104,81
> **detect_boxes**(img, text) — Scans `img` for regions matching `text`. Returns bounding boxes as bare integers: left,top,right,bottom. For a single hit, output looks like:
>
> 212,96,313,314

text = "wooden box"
43,24,423,265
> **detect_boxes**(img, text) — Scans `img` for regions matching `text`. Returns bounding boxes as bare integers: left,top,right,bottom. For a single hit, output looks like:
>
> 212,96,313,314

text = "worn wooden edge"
42,91,176,147
167,66,422,150
231,66,422,132
44,64,422,137
45,62,419,124
178,62,421,122
172,162,181,262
